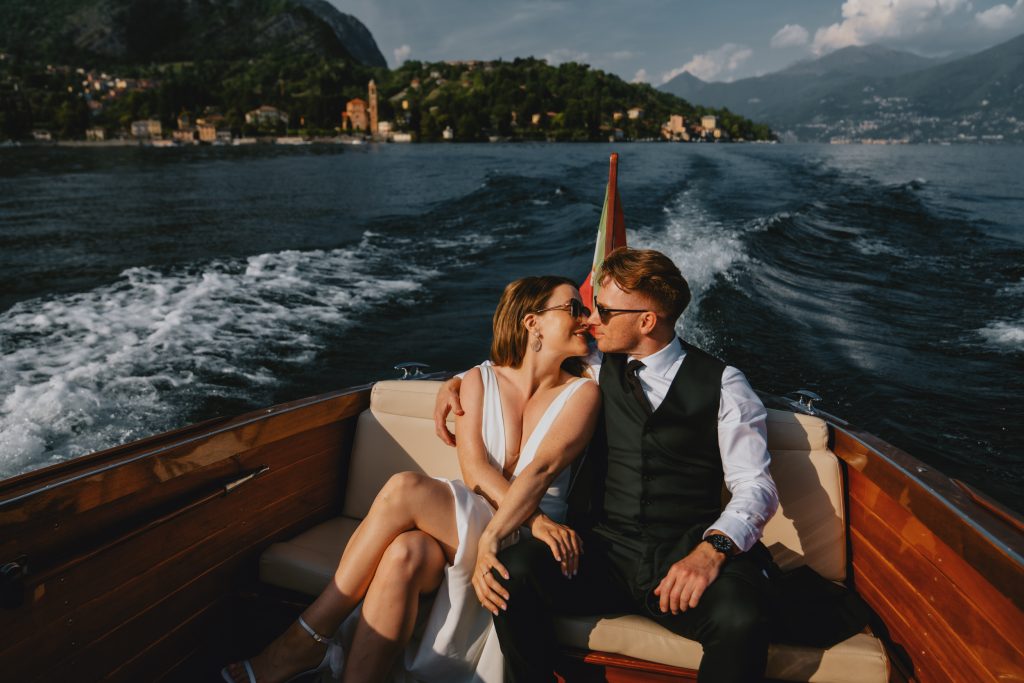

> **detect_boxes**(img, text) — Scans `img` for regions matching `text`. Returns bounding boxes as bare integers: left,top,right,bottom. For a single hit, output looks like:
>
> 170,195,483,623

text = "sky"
331,0,1024,84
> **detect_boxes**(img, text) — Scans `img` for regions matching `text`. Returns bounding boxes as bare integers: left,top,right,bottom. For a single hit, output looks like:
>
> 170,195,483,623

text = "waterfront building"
662,114,687,140
172,128,197,144
442,126,454,140
197,122,217,143
245,106,289,128
86,127,106,141
342,98,368,131
377,121,392,137
392,132,413,143
701,115,718,132
627,107,644,120
131,119,162,139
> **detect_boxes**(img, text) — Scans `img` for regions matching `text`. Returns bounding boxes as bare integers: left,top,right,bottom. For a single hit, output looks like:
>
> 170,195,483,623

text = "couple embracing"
224,246,779,683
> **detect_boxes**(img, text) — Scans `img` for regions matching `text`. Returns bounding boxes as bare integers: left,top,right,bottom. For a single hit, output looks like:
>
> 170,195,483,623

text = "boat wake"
0,231,442,479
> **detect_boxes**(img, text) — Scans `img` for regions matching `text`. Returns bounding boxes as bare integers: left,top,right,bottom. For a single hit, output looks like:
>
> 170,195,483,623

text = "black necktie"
625,359,653,415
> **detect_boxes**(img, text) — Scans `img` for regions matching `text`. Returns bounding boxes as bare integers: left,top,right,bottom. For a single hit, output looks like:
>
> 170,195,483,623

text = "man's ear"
638,311,659,334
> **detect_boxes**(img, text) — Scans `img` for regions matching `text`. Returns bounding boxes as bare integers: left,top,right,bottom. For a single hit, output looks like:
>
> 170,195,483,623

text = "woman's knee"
379,532,445,585
378,471,430,506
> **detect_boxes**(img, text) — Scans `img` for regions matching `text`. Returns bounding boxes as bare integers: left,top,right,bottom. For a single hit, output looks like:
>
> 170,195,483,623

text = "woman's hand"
529,514,583,578
434,377,463,446
472,531,510,616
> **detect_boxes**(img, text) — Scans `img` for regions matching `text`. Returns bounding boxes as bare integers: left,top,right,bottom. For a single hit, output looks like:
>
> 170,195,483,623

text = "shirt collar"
629,337,685,378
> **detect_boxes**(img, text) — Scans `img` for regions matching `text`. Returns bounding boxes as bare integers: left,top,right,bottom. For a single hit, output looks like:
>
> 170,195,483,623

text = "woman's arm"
472,381,601,613
454,368,516,509
483,380,599,538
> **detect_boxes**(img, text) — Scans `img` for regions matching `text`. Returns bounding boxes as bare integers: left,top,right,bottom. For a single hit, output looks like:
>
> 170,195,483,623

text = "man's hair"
490,275,585,376
598,247,691,324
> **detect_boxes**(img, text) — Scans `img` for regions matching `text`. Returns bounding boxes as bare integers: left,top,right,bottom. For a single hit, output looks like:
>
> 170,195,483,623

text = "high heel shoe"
221,615,341,683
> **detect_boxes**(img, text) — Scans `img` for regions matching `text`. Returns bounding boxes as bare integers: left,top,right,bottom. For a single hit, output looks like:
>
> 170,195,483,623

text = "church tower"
368,79,378,136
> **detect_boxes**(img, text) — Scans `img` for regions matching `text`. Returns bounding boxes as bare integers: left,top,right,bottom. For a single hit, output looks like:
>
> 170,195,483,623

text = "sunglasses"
592,295,648,323
536,298,591,319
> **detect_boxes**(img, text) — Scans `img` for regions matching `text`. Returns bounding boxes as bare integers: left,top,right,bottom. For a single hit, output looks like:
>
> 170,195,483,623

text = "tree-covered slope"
0,0,387,67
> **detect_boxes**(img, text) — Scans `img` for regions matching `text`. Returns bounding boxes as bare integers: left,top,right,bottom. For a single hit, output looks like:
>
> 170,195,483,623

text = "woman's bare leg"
341,531,446,683
223,472,458,683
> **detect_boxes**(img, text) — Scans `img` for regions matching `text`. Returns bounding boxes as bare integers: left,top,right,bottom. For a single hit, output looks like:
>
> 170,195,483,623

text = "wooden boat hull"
1,383,1021,682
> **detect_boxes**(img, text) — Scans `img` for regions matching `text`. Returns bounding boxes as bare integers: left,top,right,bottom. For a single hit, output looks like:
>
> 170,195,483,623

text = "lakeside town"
2,55,770,146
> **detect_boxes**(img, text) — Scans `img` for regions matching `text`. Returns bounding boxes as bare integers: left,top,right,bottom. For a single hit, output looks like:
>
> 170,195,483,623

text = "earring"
531,331,542,352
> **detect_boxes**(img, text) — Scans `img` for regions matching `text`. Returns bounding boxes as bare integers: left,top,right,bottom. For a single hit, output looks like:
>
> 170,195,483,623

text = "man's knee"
495,538,553,592
701,577,770,643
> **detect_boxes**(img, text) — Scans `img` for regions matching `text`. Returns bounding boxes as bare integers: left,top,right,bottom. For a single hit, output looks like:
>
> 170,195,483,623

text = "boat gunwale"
0,383,374,509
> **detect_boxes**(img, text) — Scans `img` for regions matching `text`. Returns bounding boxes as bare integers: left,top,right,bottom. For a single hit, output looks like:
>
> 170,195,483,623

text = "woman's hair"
598,247,691,324
490,275,587,376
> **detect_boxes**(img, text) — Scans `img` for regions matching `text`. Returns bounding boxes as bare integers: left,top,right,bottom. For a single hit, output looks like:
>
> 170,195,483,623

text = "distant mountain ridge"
661,34,1024,142
0,0,387,67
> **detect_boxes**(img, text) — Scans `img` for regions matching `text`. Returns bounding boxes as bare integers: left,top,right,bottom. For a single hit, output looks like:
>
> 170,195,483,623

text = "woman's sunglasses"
536,299,591,319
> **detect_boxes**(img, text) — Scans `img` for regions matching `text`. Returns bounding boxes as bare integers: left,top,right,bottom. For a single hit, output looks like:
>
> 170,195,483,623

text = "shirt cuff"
703,514,759,553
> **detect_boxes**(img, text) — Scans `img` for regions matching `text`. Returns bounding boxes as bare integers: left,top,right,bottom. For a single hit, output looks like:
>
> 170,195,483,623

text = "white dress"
329,365,591,683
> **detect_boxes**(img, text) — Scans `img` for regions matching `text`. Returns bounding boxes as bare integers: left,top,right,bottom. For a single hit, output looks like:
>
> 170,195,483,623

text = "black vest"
577,340,726,595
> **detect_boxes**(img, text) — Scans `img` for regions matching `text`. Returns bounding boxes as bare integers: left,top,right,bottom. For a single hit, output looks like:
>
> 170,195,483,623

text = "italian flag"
579,153,628,307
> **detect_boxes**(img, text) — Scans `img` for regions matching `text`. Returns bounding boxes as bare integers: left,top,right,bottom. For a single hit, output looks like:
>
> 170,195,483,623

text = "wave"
977,318,1024,351
634,188,750,349
0,230,455,478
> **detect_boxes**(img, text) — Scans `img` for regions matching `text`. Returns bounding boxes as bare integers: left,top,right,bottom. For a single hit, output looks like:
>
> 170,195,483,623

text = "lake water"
1,142,1021,510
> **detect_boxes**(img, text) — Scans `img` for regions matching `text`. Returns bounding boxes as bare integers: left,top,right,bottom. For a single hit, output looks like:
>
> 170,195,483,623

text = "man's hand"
529,513,583,578
434,377,464,446
652,541,727,614
472,531,510,616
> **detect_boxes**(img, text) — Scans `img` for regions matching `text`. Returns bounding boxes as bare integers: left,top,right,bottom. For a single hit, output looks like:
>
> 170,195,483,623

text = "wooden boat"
2,159,1022,683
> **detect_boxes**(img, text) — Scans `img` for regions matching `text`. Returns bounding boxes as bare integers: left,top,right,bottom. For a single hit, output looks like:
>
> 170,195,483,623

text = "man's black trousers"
492,536,772,683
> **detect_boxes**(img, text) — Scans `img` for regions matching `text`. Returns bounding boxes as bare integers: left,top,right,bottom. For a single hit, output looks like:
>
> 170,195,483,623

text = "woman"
223,276,600,683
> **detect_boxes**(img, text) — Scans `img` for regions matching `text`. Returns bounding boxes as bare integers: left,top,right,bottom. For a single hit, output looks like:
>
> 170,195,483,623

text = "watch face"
709,535,733,554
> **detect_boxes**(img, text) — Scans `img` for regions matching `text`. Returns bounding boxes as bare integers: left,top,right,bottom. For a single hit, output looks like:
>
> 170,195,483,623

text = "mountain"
660,35,1024,142
0,0,387,67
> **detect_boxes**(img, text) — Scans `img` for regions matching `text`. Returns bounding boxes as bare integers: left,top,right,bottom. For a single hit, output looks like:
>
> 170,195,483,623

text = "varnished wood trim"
557,648,698,682
832,426,1024,610
0,428,345,676
849,472,1024,659
0,385,370,509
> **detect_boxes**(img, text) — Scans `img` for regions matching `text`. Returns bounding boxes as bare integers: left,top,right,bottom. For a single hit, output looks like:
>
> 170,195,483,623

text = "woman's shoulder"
560,372,599,402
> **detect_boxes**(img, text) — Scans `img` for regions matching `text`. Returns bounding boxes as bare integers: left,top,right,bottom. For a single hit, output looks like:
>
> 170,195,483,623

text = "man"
434,247,779,683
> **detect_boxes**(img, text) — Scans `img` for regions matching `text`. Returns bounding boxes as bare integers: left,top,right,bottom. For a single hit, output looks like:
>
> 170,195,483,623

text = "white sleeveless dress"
329,365,591,683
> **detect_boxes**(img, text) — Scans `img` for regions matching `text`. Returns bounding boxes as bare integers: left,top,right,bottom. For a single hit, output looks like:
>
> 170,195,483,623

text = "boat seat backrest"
346,380,847,582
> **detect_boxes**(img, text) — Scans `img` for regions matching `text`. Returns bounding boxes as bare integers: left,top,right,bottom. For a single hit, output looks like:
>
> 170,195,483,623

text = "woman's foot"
222,619,330,683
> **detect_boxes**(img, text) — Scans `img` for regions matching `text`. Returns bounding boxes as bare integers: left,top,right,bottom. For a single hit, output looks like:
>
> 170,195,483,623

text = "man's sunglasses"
592,296,648,323
536,298,591,319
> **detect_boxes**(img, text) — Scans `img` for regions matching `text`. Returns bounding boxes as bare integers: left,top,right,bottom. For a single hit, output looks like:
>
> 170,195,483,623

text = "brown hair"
598,247,691,323
490,275,586,376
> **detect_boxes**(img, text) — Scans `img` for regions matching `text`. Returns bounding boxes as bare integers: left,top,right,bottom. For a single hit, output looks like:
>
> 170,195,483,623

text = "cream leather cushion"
555,614,887,683
761,409,848,582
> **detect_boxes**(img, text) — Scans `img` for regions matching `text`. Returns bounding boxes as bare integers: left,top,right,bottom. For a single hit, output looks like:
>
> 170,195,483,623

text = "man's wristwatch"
705,534,735,557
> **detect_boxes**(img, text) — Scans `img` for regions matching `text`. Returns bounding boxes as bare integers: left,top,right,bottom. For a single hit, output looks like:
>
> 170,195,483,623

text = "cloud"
543,48,591,65
662,43,752,83
610,50,636,61
393,44,412,64
976,0,1024,29
811,0,969,55
770,24,810,48
632,68,649,84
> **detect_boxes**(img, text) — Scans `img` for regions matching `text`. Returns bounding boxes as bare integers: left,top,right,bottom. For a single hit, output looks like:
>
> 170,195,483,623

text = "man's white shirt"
585,338,778,552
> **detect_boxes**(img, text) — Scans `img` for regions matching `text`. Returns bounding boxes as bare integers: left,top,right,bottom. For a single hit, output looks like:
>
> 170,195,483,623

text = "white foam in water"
0,231,444,479
634,188,749,349
978,319,1024,351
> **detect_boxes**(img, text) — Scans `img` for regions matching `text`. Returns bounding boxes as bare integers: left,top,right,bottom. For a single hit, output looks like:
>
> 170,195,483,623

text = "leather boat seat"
260,380,888,682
